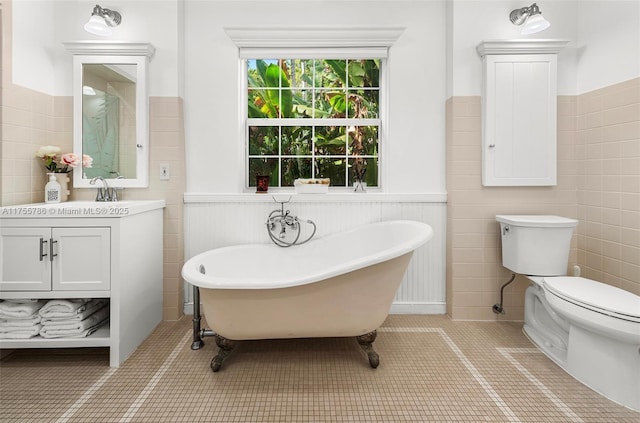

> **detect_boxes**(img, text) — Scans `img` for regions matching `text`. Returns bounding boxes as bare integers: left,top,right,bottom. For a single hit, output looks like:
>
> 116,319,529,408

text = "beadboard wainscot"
183,193,446,315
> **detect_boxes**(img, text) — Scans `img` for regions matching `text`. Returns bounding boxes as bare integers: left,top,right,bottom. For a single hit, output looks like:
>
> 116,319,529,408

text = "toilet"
496,215,640,412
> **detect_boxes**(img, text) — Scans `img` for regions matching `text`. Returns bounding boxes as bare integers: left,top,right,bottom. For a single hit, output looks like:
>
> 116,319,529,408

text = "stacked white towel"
39,299,109,339
0,300,46,339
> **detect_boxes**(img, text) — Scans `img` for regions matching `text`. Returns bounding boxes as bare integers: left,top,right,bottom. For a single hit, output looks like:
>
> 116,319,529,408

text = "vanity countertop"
0,200,165,219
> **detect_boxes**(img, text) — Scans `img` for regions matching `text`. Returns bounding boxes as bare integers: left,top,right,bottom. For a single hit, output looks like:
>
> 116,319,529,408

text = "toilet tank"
496,215,578,276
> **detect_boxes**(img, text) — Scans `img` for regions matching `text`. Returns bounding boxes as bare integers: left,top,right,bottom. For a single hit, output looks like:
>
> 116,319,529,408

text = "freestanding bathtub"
182,220,433,371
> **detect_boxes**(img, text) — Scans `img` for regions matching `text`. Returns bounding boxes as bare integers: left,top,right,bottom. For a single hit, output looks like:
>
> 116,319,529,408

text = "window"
246,58,382,189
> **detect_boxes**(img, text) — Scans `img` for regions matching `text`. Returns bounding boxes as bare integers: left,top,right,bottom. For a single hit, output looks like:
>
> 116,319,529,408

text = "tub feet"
211,335,236,372
357,331,380,368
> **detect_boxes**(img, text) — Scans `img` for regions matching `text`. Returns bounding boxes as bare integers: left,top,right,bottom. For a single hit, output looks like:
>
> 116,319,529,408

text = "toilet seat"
542,277,640,323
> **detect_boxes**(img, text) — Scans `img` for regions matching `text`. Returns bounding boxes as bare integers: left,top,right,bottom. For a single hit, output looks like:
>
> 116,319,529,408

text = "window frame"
230,30,400,192
243,57,385,190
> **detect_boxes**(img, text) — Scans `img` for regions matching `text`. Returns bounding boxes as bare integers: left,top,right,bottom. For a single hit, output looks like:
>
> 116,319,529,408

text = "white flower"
36,145,61,158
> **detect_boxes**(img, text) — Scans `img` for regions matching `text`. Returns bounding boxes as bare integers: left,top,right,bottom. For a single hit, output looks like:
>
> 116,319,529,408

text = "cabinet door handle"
39,237,48,261
49,238,58,262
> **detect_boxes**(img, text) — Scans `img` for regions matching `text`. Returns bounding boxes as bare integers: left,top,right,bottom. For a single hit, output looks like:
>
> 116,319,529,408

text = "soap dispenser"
45,173,61,204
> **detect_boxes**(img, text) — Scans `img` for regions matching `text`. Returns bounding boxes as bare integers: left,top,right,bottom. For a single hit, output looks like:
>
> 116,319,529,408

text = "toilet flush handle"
503,225,510,236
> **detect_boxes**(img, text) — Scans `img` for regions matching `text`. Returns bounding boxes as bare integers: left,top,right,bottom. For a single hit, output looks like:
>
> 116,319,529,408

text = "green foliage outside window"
247,59,380,188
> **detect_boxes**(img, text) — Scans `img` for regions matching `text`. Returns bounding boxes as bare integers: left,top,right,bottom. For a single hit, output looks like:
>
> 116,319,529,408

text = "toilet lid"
543,277,640,322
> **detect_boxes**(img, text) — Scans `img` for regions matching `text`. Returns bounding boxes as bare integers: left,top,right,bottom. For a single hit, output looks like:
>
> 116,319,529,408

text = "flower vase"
57,173,71,202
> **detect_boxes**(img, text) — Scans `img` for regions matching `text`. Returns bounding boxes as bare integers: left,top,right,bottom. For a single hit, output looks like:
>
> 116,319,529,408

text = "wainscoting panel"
183,195,446,315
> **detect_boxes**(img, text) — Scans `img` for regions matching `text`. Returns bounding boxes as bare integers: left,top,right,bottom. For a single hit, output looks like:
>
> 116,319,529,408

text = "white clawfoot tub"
182,220,433,371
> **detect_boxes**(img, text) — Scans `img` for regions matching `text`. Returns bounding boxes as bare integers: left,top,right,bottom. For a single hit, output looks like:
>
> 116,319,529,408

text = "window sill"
183,191,447,204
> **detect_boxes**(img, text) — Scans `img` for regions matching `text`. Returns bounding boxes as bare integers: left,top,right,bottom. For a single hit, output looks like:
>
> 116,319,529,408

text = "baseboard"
389,302,446,314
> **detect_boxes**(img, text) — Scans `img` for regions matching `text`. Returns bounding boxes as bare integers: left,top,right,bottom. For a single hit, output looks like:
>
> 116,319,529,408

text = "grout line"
498,347,584,423
56,367,118,423
118,331,192,423
380,327,522,422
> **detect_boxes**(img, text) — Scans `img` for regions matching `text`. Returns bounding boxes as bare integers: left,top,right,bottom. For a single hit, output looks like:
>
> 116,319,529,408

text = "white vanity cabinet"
0,227,110,292
0,200,165,367
477,40,569,187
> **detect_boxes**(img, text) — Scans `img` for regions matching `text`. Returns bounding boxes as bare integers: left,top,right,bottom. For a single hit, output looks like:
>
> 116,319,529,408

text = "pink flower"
36,146,93,173
82,154,93,168
60,153,82,168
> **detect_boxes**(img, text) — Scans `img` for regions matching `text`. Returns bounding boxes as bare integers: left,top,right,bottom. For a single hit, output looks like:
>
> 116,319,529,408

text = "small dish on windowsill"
294,178,330,194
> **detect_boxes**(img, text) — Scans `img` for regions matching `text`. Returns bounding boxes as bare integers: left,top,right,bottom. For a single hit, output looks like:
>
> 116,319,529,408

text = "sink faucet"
111,175,125,201
90,176,111,201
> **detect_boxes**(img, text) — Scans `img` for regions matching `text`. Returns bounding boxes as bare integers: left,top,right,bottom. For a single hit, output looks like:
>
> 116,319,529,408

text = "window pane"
315,89,346,117
282,126,312,155
315,157,346,186
248,126,279,155
248,158,279,187
348,89,379,118
315,126,347,155
348,126,378,155
290,59,314,88
247,59,278,88
319,60,345,88
347,59,379,88
348,157,379,187
282,158,312,186
291,89,313,118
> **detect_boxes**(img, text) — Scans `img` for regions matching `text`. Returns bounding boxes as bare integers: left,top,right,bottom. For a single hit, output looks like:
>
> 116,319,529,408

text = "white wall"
576,1,640,94
450,0,639,97
450,0,579,96
183,0,448,193
12,1,639,193
12,0,181,97
12,0,56,94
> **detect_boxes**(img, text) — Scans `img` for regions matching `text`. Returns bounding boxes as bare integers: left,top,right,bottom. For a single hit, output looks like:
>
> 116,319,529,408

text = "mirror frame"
64,41,155,188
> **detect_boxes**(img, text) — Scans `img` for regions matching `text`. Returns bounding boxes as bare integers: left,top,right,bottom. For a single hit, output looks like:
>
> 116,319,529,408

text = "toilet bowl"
497,215,640,411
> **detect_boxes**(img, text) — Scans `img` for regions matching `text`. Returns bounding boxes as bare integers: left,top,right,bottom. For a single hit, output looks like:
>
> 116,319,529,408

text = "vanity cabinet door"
0,227,51,291
52,227,110,291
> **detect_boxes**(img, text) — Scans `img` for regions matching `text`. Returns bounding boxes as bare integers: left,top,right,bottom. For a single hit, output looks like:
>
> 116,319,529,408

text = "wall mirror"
64,42,155,188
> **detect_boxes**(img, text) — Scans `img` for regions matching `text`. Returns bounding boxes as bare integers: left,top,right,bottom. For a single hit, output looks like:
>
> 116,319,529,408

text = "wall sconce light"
509,3,550,35
84,4,122,36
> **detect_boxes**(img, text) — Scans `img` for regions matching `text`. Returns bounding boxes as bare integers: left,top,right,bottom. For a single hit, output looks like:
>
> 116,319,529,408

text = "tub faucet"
266,197,316,247
90,176,111,201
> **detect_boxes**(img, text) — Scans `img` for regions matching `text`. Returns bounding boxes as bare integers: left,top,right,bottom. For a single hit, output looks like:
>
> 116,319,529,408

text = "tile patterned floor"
1,315,638,422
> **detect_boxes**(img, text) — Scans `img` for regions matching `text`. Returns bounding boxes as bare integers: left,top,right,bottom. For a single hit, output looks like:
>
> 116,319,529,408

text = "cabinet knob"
488,144,496,148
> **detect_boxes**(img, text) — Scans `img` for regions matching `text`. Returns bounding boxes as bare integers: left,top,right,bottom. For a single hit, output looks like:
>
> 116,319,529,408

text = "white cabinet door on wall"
477,40,568,187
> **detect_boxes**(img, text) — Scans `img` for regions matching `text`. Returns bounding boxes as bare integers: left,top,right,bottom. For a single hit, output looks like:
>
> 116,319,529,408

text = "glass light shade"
84,15,112,36
82,86,96,96
521,14,550,35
